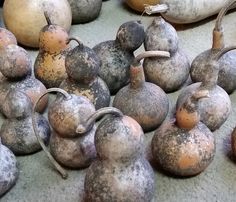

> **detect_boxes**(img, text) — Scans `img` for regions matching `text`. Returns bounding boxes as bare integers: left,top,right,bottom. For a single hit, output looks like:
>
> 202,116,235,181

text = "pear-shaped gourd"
33,88,97,179
190,1,236,94
152,90,215,176
0,27,17,49
76,107,155,202
93,20,145,94
0,90,50,155
68,0,102,24
143,17,190,93
0,44,48,113
176,46,235,131
0,139,18,196
60,38,110,110
113,51,170,132
34,12,70,88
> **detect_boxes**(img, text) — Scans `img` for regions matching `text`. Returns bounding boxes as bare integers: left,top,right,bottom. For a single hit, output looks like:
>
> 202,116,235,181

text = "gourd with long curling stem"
177,46,236,131
190,0,236,94
144,0,236,24
76,107,155,202
32,88,97,179
113,50,170,132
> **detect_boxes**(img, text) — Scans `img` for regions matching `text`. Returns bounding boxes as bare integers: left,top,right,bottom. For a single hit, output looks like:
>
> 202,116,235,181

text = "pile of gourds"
1,0,236,201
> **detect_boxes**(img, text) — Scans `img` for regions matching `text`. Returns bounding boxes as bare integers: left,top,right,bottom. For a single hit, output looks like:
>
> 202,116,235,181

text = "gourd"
76,107,155,202
34,12,70,88
60,38,110,110
125,0,159,12
0,90,50,155
32,88,97,179
190,0,236,94
113,50,170,132
0,27,17,49
152,89,215,176
3,0,72,48
93,20,145,94
143,17,190,93
176,46,236,131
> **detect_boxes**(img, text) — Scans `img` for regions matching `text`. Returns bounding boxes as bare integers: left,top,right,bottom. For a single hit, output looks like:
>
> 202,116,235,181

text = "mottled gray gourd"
0,44,48,113
190,0,236,94
0,138,18,196
34,12,70,88
152,89,215,176
143,16,190,93
60,38,110,110
32,88,97,179
0,90,50,155
76,107,155,202
0,27,17,49
93,20,145,94
67,0,102,24
176,46,236,131
113,50,170,132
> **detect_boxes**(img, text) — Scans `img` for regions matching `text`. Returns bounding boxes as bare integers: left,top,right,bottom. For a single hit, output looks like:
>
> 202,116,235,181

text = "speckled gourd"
113,50,170,132
60,38,110,110
143,16,190,93
76,107,155,202
93,20,145,94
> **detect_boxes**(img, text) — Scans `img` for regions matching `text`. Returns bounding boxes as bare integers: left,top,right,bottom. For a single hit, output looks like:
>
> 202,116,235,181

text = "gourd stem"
76,107,123,134
214,46,236,61
144,4,169,15
44,11,52,25
66,37,83,48
32,88,72,179
212,0,236,49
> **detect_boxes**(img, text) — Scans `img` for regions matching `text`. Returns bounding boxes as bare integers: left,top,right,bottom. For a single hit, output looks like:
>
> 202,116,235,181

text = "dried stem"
144,4,168,15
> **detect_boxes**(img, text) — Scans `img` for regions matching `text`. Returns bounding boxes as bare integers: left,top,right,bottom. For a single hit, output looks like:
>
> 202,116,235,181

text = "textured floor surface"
1,1,236,202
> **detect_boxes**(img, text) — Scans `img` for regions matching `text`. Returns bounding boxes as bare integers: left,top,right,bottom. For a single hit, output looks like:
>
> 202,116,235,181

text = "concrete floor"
1,0,236,201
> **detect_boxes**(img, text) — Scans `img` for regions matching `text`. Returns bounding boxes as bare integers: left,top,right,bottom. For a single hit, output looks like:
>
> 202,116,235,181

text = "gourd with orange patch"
125,0,159,12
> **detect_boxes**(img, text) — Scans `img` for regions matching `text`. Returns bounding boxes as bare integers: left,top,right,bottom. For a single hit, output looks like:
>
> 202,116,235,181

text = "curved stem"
144,4,169,15
32,88,72,179
44,11,52,25
214,45,236,61
66,37,83,48
133,51,170,66
76,107,123,134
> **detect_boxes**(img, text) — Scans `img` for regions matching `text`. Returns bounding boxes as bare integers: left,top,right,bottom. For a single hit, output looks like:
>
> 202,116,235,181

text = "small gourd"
152,89,215,176
0,27,17,49
143,16,190,93
0,138,18,196
113,50,170,132
0,44,48,113
76,107,155,202
0,90,50,155
33,88,97,179
176,46,235,131
60,38,110,110
93,20,145,94
34,12,70,88
190,0,236,94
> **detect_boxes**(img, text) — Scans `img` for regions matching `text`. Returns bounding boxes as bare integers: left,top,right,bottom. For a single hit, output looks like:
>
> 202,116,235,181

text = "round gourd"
125,0,159,12
3,0,72,48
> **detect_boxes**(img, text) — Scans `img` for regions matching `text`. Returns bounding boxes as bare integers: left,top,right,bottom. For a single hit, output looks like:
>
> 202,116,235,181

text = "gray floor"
1,0,236,201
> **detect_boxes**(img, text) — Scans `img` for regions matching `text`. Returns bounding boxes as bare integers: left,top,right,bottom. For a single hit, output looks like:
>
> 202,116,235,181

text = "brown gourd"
76,107,155,202
190,0,236,94
125,0,159,12
60,38,110,110
32,88,97,179
143,17,190,93
0,90,50,155
0,138,18,196
0,44,48,113
34,12,70,88
67,0,102,24
113,50,170,132
176,46,236,131
93,20,145,94
152,89,215,176
3,0,72,48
